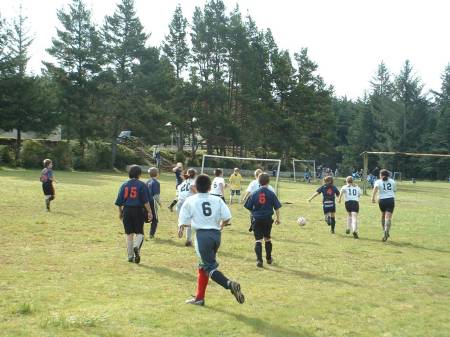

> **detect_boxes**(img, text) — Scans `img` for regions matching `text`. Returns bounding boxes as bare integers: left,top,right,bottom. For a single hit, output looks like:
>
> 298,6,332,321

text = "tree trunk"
15,128,22,164
111,138,117,168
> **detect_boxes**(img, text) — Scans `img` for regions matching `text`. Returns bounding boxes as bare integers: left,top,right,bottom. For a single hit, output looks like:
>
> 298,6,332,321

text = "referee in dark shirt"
244,173,281,268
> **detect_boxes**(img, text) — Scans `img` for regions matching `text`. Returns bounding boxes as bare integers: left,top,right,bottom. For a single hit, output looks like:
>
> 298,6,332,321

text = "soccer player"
308,176,340,234
178,174,245,306
228,168,242,204
177,168,198,246
146,167,161,239
40,158,56,211
371,169,397,242
115,165,152,263
244,173,281,268
242,169,276,203
211,168,226,202
168,162,183,212
338,176,361,239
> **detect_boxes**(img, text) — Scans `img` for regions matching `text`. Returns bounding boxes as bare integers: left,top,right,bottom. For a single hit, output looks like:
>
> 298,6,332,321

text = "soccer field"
1,168,449,337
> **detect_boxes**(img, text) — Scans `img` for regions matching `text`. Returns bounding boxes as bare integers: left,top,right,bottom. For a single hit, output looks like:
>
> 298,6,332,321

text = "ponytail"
380,169,390,181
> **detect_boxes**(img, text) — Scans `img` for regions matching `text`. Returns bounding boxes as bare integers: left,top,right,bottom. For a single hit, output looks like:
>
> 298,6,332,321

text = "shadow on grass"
154,238,190,248
356,236,450,254
138,264,196,282
269,264,360,287
226,228,320,246
208,306,315,337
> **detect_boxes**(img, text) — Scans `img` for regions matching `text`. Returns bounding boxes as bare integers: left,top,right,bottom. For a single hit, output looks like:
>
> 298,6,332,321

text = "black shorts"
323,201,336,214
42,182,55,196
211,194,226,203
252,218,273,240
345,200,359,213
123,206,145,234
379,198,395,213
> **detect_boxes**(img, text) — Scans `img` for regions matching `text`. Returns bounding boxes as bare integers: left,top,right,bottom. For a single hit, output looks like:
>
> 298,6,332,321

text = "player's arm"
220,182,225,195
118,206,124,219
308,192,320,202
338,188,344,203
177,202,192,237
115,185,125,219
371,186,379,203
219,200,232,229
274,209,281,225
172,166,178,172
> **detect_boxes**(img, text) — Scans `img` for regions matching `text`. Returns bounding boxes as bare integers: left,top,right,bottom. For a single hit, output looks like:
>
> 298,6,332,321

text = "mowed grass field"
0,168,449,337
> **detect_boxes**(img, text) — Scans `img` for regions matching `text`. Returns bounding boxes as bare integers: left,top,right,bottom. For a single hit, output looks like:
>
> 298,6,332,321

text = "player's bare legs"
351,212,358,238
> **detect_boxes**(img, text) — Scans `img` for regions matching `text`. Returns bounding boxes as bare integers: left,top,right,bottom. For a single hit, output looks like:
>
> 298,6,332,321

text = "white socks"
351,212,358,233
127,237,134,258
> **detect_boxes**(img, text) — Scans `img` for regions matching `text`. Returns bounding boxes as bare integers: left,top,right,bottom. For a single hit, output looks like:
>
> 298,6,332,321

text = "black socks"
265,241,272,260
211,270,230,289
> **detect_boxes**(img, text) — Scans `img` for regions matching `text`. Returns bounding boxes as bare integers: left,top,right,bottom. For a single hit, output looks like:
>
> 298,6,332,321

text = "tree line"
0,0,448,178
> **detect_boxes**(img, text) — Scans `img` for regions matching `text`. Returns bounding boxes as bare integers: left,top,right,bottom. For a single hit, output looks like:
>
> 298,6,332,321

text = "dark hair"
182,170,189,180
187,168,197,179
324,176,333,185
258,173,270,186
214,168,223,177
128,165,142,179
196,174,211,193
380,169,390,181
43,159,52,167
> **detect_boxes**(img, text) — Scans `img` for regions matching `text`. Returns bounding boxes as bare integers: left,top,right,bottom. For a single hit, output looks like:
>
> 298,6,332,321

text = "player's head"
234,168,239,174
214,168,223,177
128,165,142,179
43,159,52,168
176,162,183,169
380,169,390,181
346,176,353,184
196,174,211,193
182,170,189,180
187,168,197,179
148,167,158,178
258,173,270,186
323,176,333,185
254,168,263,178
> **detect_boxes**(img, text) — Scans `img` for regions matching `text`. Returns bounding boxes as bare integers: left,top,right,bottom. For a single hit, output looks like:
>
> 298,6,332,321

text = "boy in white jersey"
371,169,396,242
178,174,245,306
177,168,197,246
243,169,276,203
338,176,361,239
211,168,226,202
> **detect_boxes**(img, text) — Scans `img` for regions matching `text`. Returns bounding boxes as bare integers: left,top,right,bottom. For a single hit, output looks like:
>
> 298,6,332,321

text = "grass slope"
0,168,449,337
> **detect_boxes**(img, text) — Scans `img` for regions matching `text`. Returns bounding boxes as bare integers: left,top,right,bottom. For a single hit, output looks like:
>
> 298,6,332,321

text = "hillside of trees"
0,0,449,178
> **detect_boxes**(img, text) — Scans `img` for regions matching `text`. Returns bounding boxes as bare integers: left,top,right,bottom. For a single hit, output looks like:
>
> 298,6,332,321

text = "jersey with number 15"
374,178,396,199
178,193,231,230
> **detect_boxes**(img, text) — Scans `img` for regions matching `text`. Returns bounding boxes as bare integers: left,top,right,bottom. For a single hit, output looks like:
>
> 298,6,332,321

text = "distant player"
168,162,183,212
371,169,397,242
177,168,198,246
40,158,56,212
146,167,161,239
211,168,226,202
178,174,245,306
115,165,152,263
338,176,361,239
308,176,340,234
228,168,242,204
244,173,281,268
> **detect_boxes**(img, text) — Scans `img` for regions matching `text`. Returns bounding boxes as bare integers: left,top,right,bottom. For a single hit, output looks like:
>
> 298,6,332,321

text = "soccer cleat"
266,257,273,265
346,229,350,235
168,206,173,212
353,232,359,239
229,281,245,304
382,232,390,242
331,228,335,234
185,240,193,247
149,234,154,239
256,260,263,268
185,298,205,306
133,247,140,264
128,257,134,263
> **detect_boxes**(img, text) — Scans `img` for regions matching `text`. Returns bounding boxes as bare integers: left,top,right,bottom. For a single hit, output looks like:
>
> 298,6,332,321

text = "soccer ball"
297,216,306,226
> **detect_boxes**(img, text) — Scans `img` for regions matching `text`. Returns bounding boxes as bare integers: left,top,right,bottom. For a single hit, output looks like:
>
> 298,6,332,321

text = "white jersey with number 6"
211,177,225,196
178,193,231,230
374,178,396,199
341,185,362,202
177,178,195,202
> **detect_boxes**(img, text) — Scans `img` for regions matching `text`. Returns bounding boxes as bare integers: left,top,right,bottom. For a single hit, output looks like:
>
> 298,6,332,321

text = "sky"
0,0,449,98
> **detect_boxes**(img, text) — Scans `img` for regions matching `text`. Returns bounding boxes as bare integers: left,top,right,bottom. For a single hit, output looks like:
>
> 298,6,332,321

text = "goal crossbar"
201,154,282,193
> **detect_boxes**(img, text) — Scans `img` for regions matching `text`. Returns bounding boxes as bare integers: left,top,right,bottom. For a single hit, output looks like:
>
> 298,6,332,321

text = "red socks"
196,268,209,300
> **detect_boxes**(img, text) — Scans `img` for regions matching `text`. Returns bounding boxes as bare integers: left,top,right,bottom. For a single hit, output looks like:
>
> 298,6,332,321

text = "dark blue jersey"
146,178,160,200
40,168,53,183
115,179,149,207
175,169,183,186
316,184,340,203
244,187,281,220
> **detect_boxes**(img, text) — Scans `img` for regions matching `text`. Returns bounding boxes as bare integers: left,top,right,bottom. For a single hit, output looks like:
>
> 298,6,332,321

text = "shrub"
174,151,185,164
0,145,14,166
86,141,111,170
21,140,51,168
51,142,72,170
115,144,143,170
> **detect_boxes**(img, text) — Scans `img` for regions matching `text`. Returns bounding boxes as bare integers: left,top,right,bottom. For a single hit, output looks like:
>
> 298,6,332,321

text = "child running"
372,169,397,242
338,176,361,239
244,173,281,268
115,165,152,263
178,174,244,306
308,176,340,234
176,168,197,246
40,158,56,212
146,167,161,239
228,168,242,204
211,168,226,202
168,162,183,212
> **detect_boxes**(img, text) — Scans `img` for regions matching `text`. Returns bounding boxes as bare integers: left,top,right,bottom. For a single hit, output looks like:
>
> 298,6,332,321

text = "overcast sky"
1,0,449,98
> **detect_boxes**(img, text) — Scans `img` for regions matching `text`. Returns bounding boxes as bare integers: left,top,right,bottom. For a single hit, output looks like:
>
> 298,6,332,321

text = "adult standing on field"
371,169,397,242
168,162,183,212
228,168,243,204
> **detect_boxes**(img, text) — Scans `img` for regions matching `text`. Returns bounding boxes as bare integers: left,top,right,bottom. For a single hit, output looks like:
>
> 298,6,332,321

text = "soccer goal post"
292,159,316,182
201,154,282,194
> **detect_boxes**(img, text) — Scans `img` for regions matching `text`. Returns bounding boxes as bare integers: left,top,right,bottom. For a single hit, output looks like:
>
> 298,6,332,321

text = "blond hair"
148,167,159,177
254,168,263,178
346,176,353,184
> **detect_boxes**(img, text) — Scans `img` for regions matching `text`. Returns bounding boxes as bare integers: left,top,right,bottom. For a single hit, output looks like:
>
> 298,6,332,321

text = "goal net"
292,159,316,182
201,154,281,194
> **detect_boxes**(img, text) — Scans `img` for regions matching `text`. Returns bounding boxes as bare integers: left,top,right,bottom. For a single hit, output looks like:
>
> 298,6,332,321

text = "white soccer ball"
297,216,307,226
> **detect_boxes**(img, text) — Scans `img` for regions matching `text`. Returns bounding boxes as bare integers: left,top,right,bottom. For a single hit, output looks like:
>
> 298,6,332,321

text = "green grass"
0,167,449,337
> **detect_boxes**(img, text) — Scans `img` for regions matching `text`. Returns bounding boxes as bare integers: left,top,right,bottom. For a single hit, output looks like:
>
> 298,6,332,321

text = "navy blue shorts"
323,201,336,214
252,217,273,240
195,229,221,273
123,206,145,235
379,198,395,213
345,200,359,213
42,181,55,196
